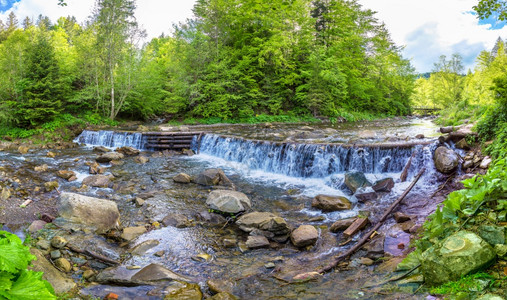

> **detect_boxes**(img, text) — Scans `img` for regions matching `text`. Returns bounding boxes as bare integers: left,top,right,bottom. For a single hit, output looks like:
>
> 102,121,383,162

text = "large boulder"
421,231,496,286
433,146,459,174
372,178,395,193
236,212,290,237
344,171,371,193
195,169,233,187
206,190,251,214
57,192,120,233
96,152,124,163
291,225,319,248
311,195,351,212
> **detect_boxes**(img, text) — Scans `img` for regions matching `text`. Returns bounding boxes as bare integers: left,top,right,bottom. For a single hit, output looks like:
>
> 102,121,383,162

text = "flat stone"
115,146,140,156
130,239,160,256
134,156,149,164
36,239,51,250
207,279,234,294
50,250,61,259
236,212,290,236
480,156,492,169
121,226,147,241
223,238,237,248
96,152,124,163
354,187,377,202
206,190,251,214
195,169,233,187
131,263,191,283
93,146,111,153
246,235,270,249
162,213,191,228
394,212,411,223
82,175,112,188
291,225,318,248
311,195,351,212
29,249,76,294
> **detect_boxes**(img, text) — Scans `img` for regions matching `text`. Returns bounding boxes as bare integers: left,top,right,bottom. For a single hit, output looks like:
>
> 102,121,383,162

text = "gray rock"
236,212,290,237
480,156,493,169
29,249,76,294
162,213,191,228
311,195,351,212
57,192,120,233
130,239,160,256
82,175,113,188
455,138,470,150
421,231,496,286
173,173,192,184
93,146,111,153
207,278,235,294
291,225,318,248
394,212,411,223
206,190,251,214
36,239,51,250
246,235,270,249
372,178,395,193
96,152,124,163
195,169,233,187
354,187,377,202
344,171,371,193
433,146,459,174
50,250,61,259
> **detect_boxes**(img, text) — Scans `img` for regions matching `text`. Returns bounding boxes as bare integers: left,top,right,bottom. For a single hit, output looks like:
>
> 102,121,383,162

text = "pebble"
82,269,95,281
36,239,51,250
154,250,165,257
50,250,61,259
264,262,276,269
54,258,72,272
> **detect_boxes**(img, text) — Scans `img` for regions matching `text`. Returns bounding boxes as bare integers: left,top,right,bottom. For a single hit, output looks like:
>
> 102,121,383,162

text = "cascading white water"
194,134,431,178
74,130,147,149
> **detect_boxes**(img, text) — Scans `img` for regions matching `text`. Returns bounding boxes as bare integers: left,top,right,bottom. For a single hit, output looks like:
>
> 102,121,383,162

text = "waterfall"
194,134,432,179
74,130,147,149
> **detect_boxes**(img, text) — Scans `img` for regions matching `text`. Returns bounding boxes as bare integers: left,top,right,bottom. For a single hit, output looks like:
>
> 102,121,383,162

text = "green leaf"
0,232,34,274
0,272,14,291
3,270,55,300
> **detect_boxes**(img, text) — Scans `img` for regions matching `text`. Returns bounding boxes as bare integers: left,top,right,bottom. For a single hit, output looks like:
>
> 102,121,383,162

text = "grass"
430,272,497,296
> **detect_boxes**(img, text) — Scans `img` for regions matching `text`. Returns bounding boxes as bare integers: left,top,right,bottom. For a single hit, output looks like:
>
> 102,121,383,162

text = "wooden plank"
343,217,369,238
146,139,194,144
143,132,203,136
145,144,191,149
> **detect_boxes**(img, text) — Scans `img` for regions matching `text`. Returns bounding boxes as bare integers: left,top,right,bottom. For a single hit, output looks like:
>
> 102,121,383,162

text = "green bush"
0,231,55,299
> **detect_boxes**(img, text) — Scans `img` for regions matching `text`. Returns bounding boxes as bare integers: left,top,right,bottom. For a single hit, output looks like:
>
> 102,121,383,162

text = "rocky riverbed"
0,118,494,299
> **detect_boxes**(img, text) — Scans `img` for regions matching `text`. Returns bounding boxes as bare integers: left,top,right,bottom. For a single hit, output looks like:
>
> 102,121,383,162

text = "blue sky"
1,0,507,73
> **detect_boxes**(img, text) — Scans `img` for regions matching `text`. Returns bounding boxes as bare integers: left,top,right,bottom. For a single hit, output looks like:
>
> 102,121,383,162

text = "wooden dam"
143,131,205,150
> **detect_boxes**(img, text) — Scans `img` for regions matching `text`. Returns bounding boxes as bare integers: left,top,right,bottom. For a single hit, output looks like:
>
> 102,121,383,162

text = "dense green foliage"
0,231,56,299
0,0,415,130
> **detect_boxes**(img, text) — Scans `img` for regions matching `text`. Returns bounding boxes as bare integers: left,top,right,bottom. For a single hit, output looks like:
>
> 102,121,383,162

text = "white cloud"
358,0,507,72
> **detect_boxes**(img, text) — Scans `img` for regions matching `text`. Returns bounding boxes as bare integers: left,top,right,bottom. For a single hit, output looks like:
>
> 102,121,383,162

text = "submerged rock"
93,146,111,153
134,156,150,164
344,171,371,193
82,174,113,188
421,231,496,286
57,170,77,181
354,187,377,202
433,146,459,174
57,192,120,233
130,239,160,256
162,213,191,228
206,190,251,214
330,218,356,233
291,225,318,248
311,195,351,212
131,263,192,283
246,235,270,249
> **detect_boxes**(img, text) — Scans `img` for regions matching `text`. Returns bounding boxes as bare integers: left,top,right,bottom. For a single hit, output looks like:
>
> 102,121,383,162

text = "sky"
1,0,507,73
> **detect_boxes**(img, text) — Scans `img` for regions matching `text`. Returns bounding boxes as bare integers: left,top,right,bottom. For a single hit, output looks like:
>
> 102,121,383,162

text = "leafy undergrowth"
0,231,55,299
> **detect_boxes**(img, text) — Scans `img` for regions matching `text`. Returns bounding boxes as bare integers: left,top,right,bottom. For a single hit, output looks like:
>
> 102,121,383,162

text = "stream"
0,117,448,299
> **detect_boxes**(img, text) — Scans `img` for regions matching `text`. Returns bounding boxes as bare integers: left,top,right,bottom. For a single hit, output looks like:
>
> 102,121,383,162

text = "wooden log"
214,134,433,149
142,132,203,136
440,126,455,133
315,168,426,274
342,217,369,238
400,151,417,182
146,139,194,144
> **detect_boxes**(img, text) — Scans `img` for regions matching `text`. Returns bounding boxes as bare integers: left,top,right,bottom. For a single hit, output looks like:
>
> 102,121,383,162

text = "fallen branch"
430,172,456,198
400,151,417,182
66,243,120,265
315,168,426,274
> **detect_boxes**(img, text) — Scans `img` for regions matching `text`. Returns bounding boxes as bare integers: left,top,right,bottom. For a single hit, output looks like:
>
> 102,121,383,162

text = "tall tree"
92,0,144,119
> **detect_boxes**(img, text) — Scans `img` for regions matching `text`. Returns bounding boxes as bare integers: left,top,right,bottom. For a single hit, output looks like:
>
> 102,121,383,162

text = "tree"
92,0,144,119
15,33,64,127
473,0,507,21
429,54,465,107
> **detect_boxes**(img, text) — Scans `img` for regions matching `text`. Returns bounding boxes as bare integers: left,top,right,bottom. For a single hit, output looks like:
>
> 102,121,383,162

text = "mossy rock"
421,231,496,286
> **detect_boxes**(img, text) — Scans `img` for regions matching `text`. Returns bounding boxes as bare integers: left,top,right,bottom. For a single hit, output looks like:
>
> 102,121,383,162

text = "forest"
0,0,416,131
